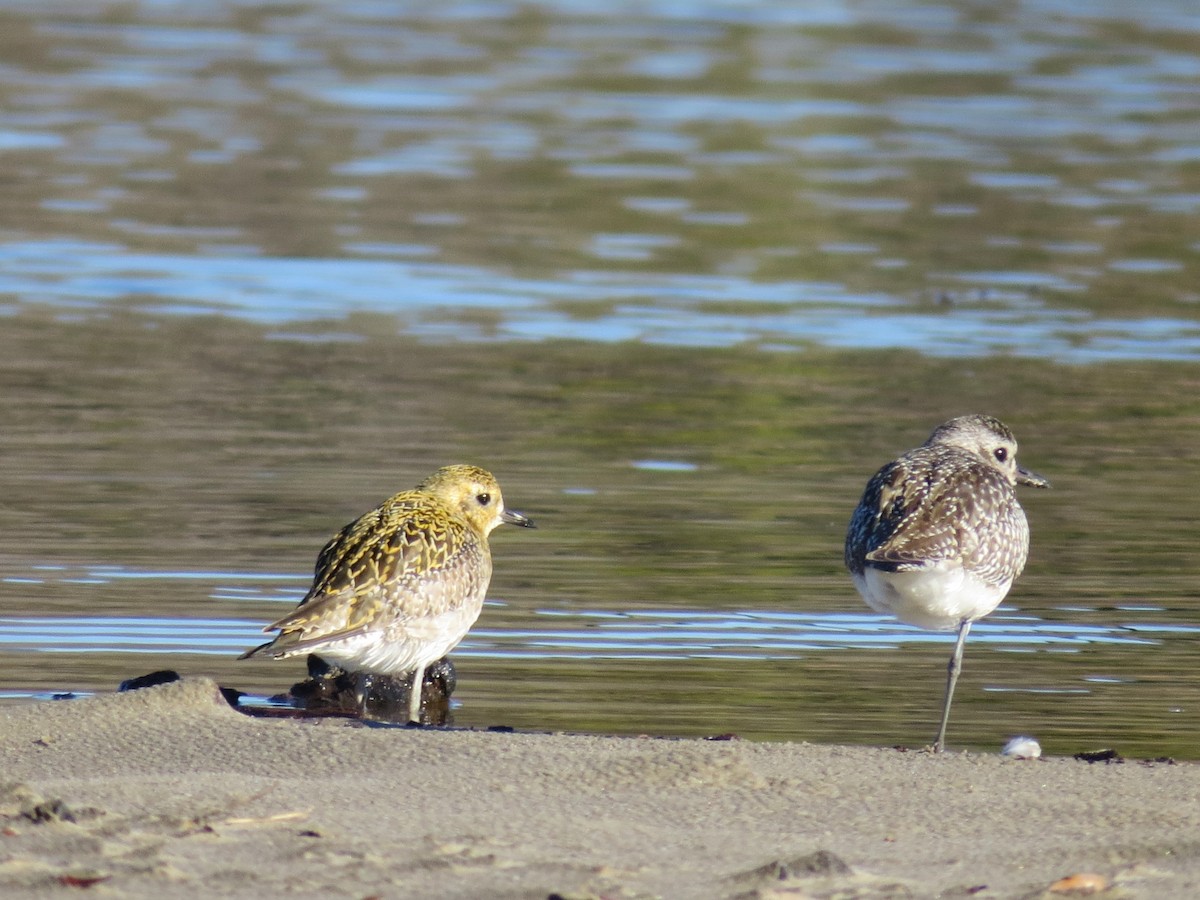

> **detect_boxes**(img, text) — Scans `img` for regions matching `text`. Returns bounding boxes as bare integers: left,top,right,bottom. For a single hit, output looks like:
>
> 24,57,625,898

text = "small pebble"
1047,872,1109,894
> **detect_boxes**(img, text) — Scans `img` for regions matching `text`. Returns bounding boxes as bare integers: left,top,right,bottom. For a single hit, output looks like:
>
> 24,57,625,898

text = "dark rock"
1074,748,1122,764
119,670,180,692
284,654,457,725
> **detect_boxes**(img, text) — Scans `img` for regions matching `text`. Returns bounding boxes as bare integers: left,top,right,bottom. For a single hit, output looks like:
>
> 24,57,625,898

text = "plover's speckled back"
241,464,534,723
845,415,1049,752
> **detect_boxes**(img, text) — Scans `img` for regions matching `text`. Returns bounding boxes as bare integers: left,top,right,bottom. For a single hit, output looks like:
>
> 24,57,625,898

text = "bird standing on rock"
845,415,1049,752
241,464,534,724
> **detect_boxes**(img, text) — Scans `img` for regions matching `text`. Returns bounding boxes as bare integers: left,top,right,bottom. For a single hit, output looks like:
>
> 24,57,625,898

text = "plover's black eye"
476,493,491,506
993,447,1008,463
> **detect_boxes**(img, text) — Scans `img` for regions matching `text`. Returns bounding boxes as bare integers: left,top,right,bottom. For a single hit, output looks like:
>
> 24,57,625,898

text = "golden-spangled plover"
242,464,534,723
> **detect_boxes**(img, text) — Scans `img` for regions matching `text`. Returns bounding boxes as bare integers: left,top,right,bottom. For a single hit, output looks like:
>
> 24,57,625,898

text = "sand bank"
1,678,1197,898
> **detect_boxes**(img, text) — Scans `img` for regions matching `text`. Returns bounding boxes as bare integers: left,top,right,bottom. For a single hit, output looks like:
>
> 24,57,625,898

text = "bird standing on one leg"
241,464,534,724
844,415,1049,752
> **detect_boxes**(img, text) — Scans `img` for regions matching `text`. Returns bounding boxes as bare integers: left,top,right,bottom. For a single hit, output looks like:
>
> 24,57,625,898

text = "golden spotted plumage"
241,464,534,722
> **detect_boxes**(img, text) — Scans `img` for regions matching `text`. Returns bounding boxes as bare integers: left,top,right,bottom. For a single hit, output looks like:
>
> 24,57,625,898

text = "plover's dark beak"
1017,466,1050,489
501,508,536,528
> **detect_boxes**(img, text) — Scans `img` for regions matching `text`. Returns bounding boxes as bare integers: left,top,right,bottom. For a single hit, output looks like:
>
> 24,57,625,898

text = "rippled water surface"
1,0,1199,758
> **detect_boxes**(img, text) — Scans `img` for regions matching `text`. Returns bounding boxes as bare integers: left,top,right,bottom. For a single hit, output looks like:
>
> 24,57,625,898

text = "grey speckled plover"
845,415,1049,752
241,465,534,724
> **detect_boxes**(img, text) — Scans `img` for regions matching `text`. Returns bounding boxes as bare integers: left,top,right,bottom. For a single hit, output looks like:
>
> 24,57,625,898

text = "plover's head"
924,415,1050,489
417,464,536,536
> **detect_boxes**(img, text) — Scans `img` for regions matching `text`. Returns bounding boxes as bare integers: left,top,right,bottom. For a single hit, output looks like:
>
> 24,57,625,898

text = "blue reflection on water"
0,606,1167,661
0,617,255,653
0,563,1185,660
5,239,1200,362
465,608,1161,660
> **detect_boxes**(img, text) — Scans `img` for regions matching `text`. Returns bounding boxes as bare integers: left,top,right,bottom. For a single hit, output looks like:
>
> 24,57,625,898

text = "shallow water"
1,1,1199,758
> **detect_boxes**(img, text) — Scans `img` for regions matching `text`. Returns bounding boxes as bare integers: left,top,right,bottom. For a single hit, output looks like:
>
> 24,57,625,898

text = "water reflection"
0,615,255,655
0,562,1184,686
5,239,1200,360
1,0,1199,757
3,559,1195,755
0,602,1167,659
1,1,1198,356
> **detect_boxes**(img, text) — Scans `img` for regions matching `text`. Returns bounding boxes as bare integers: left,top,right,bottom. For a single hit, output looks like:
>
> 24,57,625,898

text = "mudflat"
0,678,1196,899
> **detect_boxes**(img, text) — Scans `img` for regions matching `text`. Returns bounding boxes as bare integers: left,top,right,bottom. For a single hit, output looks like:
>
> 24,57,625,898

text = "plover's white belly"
310,602,484,676
853,562,1011,632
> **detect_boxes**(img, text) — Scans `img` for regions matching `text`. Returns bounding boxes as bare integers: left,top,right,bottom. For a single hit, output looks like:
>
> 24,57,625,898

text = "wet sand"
1,678,1197,899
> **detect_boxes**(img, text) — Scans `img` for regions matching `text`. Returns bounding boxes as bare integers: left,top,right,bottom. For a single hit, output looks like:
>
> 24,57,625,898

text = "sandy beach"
0,679,1196,898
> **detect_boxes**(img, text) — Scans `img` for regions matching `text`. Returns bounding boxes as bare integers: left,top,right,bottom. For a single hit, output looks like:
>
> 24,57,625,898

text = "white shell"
1000,736,1042,759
